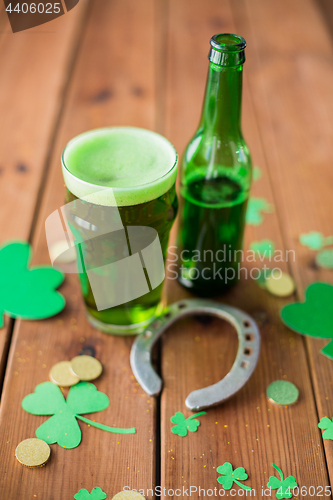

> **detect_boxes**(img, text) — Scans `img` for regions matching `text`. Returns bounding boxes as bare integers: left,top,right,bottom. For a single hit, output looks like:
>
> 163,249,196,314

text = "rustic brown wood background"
0,0,333,498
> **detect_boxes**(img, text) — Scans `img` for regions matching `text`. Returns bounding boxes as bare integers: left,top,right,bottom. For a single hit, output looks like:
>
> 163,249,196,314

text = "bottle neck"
199,62,243,138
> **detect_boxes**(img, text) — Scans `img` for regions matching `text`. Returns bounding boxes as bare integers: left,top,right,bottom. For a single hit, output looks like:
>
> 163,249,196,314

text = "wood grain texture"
231,0,333,482
0,1,87,244
161,0,330,497
0,1,87,391
0,1,6,30
316,0,333,39
0,0,157,498
1,0,333,498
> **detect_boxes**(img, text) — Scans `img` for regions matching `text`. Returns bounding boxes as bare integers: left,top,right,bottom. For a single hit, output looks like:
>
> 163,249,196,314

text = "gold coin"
15,438,50,468
70,355,103,381
112,492,146,500
49,361,80,387
49,240,76,264
265,271,295,297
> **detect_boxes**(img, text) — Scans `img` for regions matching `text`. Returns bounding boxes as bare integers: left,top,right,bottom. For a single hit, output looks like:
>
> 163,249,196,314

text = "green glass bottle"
176,33,252,296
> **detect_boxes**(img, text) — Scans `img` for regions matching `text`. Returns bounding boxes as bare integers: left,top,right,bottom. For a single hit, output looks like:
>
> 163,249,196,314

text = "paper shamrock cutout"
267,463,297,499
22,382,136,448
250,240,275,259
318,417,333,440
0,241,65,327
254,267,273,287
246,197,274,226
170,411,206,437
216,462,251,491
281,282,333,359
253,166,262,181
74,487,107,500
299,231,333,250
316,249,333,270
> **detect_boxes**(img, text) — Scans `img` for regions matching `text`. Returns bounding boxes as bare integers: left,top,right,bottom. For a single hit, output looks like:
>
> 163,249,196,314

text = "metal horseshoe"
130,299,261,411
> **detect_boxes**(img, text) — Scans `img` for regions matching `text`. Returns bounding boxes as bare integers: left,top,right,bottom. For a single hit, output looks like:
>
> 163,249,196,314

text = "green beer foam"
62,127,178,206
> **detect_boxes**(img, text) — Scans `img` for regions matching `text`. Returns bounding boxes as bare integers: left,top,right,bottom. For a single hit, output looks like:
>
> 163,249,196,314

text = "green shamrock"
216,462,251,491
318,417,333,440
253,165,262,181
299,231,333,250
74,487,107,500
281,282,333,359
250,240,276,259
246,197,274,226
316,249,333,270
170,411,206,437
254,267,273,287
22,382,136,449
0,241,65,327
267,463,298,499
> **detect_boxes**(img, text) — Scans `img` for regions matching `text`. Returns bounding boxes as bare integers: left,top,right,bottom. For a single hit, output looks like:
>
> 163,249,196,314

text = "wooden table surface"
1,0,333,498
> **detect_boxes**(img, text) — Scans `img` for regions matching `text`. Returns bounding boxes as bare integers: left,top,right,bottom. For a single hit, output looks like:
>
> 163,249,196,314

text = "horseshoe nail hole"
243,320,251,328
241,360,250,369
151,320,162,329
178,303,187,309
244,347,252,356
164,312,171,319
245,334,254,341
144,330,152,338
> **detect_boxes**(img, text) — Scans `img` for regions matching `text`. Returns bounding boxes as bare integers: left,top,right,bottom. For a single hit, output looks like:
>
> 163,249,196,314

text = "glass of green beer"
61,127,178,335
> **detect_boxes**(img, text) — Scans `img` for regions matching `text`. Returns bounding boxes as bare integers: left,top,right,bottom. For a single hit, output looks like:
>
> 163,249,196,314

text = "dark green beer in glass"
62,127,178,335
176,34,252,295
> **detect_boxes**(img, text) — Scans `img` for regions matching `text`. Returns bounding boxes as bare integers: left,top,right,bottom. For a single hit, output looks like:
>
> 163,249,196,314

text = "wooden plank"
0,7,8,51
231,0,333,480
0,2,88,243
0,2,5,23
0,0,157,498
316,0,333,38
0,1,88,386
161,0,330,497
